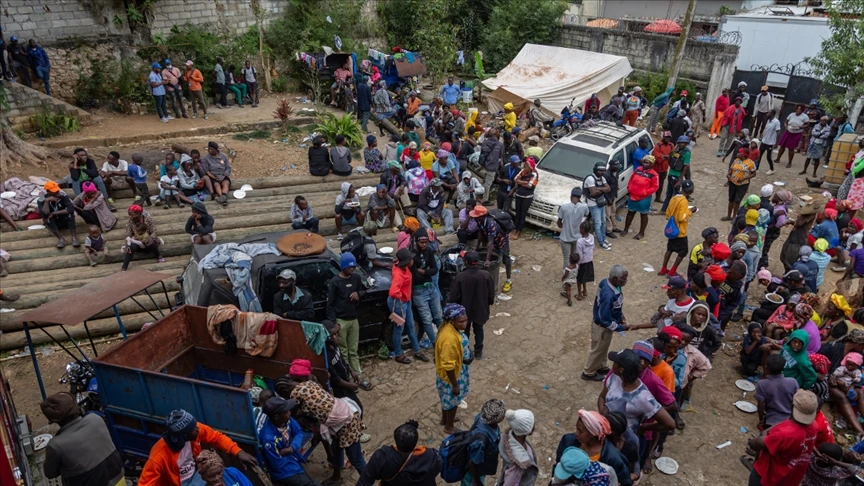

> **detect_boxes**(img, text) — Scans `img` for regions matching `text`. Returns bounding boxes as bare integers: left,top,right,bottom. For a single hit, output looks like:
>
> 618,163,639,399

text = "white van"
526,122,654,232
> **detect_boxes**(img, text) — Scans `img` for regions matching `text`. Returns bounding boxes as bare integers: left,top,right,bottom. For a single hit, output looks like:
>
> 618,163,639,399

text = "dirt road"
1,125,833,484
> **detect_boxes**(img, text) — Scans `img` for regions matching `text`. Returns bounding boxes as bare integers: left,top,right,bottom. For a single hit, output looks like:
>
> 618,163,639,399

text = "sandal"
359,433,371,443
395,355,412,364
358,380,374,391
740,455,754,471
56,239,66,249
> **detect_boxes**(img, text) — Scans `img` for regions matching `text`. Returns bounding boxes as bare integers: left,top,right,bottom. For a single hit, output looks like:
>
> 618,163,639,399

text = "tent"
482,44,632,117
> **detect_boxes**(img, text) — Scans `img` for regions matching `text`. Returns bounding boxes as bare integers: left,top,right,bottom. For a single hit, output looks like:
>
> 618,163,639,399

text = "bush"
30,112,80,138
267,0,368,61
232,130,272,141
314,113,364,148
629,71,701,106
480,0,569,72
272,77,289,93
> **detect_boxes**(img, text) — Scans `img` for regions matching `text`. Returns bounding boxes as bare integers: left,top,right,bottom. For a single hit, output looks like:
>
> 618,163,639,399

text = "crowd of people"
0,29,52,95
15,64,864,486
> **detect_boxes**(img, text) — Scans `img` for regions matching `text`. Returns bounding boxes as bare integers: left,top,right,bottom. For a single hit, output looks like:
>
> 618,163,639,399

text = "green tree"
378,0,459,82
268,0,367,59
480,0,568,72
806,0,864,115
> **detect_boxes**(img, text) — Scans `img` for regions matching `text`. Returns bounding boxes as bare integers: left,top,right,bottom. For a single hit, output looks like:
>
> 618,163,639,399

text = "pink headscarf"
289,359,312,377
756,267,771,282
82,181,97,193
577,409,611,440
842,352,864,368
824,208,838,220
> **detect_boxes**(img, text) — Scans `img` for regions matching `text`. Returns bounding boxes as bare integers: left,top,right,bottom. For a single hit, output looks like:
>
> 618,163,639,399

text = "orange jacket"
184,68,204,92
138,423,242,486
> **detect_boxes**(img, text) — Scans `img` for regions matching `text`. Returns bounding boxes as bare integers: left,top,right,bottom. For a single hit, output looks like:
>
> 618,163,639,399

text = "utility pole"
666,0,697,90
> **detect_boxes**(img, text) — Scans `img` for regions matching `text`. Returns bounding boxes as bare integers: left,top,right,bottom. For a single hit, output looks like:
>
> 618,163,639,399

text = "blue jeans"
661,175,681,212
388,297,419,356
332,441,366,474
412,285,440,343
291,218,319,233
35,66,51,96
589,205,606,245
72,176,110,201
153,94,167,119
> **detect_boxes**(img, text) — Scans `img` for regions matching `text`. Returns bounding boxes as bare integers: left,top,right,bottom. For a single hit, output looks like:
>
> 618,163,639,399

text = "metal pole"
83,320,98,357
112,305,128,339
143,289,166,317
23,322,46,401
666,0,698,90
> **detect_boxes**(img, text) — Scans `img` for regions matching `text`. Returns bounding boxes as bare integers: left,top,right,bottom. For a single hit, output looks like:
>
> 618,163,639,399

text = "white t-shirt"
102,159,129,173
658,297,696,329
847,230,864,249
160,174,179,189
761,118,781,146
582,174,607,208
243,66,257,83
786,112,811,134
177,442,197,481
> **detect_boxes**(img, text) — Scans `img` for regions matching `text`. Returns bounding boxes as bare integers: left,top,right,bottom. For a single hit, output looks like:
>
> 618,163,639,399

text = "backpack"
339,231,366,261
488,208,516,233
669,148,688,173
439,430,488,483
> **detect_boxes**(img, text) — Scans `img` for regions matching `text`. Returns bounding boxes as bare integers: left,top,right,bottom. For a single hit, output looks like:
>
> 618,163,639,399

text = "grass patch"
232,130,272,141
284,125,302,134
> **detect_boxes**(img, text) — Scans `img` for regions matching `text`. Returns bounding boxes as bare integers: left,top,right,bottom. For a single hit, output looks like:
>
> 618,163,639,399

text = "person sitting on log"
185,201,215,245
39,180,80,248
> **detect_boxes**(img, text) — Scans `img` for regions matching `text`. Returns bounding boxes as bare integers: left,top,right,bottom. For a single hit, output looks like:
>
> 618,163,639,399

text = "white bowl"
735,401,758,413
735,379,756,392
240,184,254,191
655,457,679,475
233,190,247,199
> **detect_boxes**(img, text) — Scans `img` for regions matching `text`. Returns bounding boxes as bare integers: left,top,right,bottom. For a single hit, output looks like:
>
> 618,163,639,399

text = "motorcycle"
59,360,100,413
327,79,356,114
550,98,583,141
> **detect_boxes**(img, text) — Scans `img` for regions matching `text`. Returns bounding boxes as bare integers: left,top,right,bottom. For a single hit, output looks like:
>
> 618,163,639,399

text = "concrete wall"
556,24,739,122
148,0,289,36
2,0,128,44
5,82,95,133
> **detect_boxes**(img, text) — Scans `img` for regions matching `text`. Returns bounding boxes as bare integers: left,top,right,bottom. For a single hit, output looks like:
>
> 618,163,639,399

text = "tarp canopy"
482,44,632,117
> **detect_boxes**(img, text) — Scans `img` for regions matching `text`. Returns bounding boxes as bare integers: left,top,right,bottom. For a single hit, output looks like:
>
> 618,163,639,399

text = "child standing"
127,154,152,206
755,354,800,430
84,225,107,267
560,252,580,307
832,352,863,389
575,220,594,301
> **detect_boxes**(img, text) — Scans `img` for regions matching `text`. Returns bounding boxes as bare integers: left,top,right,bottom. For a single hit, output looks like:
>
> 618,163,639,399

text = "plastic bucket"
462,88,473,104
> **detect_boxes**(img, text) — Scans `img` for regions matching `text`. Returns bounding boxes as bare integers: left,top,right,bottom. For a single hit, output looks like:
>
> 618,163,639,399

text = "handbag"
380,453,413,485
390,301,406,327
664,217,680,239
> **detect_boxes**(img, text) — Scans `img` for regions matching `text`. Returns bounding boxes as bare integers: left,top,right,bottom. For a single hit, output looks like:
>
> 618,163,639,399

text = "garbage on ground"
493,328,505,335
716,441,732,449
740,427,748,433
494,312,511,317
458,400,468,409
0,308,15,313
497,294,512,301
532,265,542,271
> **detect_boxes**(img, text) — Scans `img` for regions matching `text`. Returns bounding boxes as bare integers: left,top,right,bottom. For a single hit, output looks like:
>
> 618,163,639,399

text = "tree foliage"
807,0,864,100
378,0,459,82
268,0,368,60
479,0,569,72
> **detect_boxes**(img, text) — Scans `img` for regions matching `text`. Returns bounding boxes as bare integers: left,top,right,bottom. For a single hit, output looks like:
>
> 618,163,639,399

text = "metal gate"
779,74,824,123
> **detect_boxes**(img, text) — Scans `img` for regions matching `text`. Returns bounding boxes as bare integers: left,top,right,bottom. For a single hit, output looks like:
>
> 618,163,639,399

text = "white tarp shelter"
482,44,632,117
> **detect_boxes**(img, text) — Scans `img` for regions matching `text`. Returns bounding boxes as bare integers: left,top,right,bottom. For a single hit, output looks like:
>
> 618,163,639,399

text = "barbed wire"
690,30,742,46
748,61,816,77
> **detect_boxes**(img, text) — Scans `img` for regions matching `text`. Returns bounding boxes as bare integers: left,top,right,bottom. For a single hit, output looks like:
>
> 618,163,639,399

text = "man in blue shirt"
441,76,461,106
582,265,631,381
258,396,320,486
356,75,372,132
632,138,651,170
148,62,169,123
464,399,505,486
27,39,50,95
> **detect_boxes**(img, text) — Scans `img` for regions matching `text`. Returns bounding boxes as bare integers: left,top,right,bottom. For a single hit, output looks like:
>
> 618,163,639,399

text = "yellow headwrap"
504,102,514,111
831,293,854,318
745,209,759,226
814,238,829,253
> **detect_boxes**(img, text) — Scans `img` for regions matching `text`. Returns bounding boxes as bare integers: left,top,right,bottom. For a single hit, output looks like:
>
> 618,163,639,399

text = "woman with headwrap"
195,450,253,486
555,410,631,486
760,189,794,269
809,238,831,288
780,329,817,389
397,216,420,250
289,379,367,484
40,392,125,486
435,303,473,433
809,208,841,255
820,293,854,339
358,420,443,486
139,409,257,486
122,204,163,271
809,353,831,405
781,203,819,271
463,398,506,486
838,139,864,209
72,180,117,232
496,409,538,486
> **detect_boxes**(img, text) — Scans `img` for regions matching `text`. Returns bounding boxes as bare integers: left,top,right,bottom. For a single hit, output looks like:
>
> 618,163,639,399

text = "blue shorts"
627,196,652,214
340,213,358,225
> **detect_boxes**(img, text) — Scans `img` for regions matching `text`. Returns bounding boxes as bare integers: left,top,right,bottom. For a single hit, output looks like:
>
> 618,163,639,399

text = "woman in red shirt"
389,248,426,364
623,155,660,240
710,88,730,139
651,131,674,203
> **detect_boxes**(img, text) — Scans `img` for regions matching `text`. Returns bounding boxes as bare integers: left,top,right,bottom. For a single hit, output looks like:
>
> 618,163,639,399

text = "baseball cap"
662,276,687,290
792,389,818,425
152,62,162,69
608,349,641,371
784,269,804,282
632,340,655,362
462,171,472,180
430,178,443,187
660,326,683,341
680,179,695,193
185,60,194,66
571,188,583,198
464,250,479,265
340,253,357,270
555,447,589,480
509,155,521,163
164,59,172,65
278,269,297,280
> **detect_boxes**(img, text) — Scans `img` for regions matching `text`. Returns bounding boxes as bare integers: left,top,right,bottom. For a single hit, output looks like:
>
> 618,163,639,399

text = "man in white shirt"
752,86,774,138
582,163,612,251
99,151,131,203
241,60,258,107
757,109,781,175
557,188,589,268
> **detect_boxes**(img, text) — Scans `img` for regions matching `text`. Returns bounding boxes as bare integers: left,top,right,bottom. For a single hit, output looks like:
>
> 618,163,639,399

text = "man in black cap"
449,250,495,359
688,226,719,279
258,396,322,486
273,269,315,321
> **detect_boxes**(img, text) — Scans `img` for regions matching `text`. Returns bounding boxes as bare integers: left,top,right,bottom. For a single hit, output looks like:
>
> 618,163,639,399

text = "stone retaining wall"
4,82,95,133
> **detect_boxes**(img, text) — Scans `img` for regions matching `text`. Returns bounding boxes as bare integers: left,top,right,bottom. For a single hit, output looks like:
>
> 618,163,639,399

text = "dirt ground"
0,104,843,484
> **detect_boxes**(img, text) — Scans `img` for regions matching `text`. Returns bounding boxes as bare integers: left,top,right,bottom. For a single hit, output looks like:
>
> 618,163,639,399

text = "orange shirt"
389,265,412,302
651,361,676,392
184,68,204,92
406,97,421,115
138,423,241,486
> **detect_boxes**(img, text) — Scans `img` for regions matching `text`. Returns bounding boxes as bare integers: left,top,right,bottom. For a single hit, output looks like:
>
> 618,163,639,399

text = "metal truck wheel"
551,126,567,141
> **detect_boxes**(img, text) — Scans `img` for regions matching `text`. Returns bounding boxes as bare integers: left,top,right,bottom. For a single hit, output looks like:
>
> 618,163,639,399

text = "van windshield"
537,143,607,180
